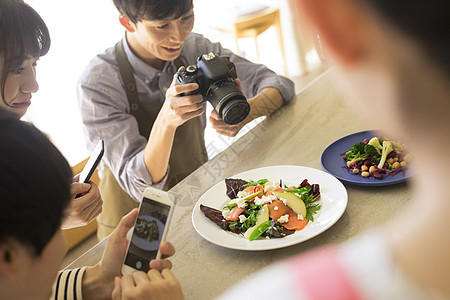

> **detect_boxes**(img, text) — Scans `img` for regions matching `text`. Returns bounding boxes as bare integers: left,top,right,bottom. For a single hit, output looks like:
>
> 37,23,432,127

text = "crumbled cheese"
274,206,279,211
254,194,277,205
237,191,248,198
222,208,231,218
239,215,247,223
229,198,248,208
263,181,281,192
236,198,248,208
278,214,289,224
297,214,304,220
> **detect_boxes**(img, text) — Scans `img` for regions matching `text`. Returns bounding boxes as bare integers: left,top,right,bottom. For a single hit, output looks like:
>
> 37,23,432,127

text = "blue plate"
320,130,409,186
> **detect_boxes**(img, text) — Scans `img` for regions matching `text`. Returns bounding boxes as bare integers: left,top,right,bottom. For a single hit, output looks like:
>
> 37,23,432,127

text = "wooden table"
66,70,412,299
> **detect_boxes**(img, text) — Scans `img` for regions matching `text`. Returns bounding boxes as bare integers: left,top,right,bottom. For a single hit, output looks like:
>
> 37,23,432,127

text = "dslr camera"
176,52,250,125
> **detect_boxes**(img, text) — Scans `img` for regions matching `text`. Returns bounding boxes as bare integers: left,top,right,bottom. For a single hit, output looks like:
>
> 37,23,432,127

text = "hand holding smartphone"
122,187,174,275
75,139,104,198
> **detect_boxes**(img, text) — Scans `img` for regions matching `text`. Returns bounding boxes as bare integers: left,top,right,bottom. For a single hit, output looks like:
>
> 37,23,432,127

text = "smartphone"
121,187,174,275
75,139,104,198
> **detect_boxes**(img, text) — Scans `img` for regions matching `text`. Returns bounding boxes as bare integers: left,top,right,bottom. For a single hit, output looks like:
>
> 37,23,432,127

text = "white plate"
192,165,348,251
131,216,164,251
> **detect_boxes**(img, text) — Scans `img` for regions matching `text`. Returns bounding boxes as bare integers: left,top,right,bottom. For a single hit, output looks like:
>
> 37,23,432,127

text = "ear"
0,243,17,279
119,15,136,33
296,0,370,66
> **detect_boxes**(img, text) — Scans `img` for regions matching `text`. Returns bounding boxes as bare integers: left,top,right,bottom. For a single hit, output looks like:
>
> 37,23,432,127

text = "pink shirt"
217,230,430,300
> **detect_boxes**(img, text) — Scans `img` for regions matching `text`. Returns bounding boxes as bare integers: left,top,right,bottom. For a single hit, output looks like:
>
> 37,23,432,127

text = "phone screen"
124,197,171,273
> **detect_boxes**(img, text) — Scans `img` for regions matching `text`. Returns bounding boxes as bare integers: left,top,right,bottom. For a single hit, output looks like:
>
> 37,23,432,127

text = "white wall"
24,0,313,165
25,0,123,165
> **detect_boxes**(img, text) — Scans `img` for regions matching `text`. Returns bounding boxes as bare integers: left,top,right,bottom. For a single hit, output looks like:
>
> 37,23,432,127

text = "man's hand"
101,209,175,275
159,73,204,129
82,209,176,300
209,78,246,137
111,269,184,300
62,177,103,229
209,110,245,137
143,72,205,183
210,84,284,137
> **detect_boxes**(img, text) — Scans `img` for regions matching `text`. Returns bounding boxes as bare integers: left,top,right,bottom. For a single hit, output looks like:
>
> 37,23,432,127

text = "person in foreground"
113,0,450,298
77,0,295,239
0,0,102,229
0,109,182,300
216,0,450,299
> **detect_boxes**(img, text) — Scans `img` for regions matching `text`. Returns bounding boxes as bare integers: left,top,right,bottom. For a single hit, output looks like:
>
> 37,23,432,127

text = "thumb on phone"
70,182,91,198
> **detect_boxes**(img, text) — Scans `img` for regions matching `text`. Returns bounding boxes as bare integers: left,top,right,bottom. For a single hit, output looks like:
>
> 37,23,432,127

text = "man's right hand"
159,74,204,128
143,73,205,183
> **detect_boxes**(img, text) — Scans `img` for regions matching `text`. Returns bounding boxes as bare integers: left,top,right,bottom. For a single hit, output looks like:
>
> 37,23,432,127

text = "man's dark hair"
0,0,50,105
0,109,72,256
112,0,193,23
362,0,450,76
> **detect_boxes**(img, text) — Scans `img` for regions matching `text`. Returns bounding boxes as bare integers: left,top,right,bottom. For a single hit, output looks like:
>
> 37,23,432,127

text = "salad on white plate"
200,177,321,241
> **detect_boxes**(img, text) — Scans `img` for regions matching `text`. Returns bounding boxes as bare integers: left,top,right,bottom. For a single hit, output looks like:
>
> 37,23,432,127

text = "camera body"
176,52,250,125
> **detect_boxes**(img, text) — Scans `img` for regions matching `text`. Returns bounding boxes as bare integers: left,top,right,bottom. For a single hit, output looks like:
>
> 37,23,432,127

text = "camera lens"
206,80,250,125
222,100,250,125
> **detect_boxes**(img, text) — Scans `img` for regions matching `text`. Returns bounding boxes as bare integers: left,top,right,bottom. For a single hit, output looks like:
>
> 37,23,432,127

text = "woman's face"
0,56,39,118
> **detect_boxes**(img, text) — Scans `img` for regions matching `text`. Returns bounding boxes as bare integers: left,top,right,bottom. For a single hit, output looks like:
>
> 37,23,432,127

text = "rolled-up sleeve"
186,34,295,103
77,58,167,202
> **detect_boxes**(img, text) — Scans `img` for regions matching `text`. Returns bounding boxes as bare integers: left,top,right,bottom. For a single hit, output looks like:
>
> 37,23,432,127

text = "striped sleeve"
50,267,87,300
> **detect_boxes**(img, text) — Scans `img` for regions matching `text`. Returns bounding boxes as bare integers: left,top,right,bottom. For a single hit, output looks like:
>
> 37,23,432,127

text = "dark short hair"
0,0,50,103
362,0,450,77
0,109,72,256
112,0,193,23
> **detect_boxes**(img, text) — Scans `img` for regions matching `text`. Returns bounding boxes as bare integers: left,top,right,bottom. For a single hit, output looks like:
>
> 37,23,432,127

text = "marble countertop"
66,70,412,299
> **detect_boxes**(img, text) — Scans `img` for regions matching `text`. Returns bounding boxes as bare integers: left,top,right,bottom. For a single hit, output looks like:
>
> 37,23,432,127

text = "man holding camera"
78,0,295,239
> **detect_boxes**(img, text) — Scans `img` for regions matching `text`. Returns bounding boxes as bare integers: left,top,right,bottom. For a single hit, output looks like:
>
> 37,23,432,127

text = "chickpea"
393,157,399,162
353,168,360,174
361,165,369,171
400,161,407,167
392,161,400,169
347,159,356,167
387,158,394,165
361,171,370,177
369,165,377,173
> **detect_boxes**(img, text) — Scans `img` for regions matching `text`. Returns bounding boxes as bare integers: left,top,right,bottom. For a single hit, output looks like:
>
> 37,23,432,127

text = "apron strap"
115,38,186,116
115,39,140,110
